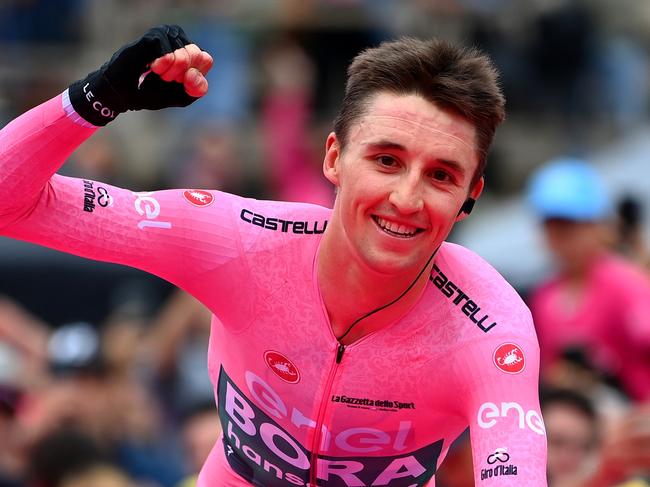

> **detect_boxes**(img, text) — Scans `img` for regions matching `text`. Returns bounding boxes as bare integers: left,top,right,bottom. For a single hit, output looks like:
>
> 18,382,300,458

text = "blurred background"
1,0,650,486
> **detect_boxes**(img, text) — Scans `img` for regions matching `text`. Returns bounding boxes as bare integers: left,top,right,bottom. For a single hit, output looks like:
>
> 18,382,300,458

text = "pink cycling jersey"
0,94,547,486
531,252,650,401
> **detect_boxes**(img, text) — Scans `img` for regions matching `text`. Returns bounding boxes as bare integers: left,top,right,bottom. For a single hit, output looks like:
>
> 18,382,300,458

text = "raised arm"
0,26,261,310
0,24,211,220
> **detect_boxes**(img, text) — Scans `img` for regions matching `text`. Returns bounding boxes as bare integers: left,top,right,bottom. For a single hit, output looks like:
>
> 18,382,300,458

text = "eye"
376,155,398,168
430,169,452,182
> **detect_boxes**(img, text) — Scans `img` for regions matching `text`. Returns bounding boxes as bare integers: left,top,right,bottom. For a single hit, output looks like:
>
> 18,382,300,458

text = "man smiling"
319,91,485,343
0,26,546,486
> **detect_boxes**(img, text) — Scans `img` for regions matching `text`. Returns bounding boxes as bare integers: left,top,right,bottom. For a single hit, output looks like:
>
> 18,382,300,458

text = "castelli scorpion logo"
183,189,214,207
264,351,300,384
493,343,525,374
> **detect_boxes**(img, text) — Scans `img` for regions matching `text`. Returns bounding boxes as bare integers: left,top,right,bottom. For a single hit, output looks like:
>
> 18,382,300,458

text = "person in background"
543,347,629,424
542,386,650,486
145,290,213,419
175,401,222,487
0,380,24,487
26,428,135,487
542,387,599,486
260,36,333,207
616,195,650,273
527,157,650,402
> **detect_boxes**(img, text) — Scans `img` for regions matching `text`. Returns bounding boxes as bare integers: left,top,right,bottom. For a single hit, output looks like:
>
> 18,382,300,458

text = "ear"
323,132,341,186
456,176,485,222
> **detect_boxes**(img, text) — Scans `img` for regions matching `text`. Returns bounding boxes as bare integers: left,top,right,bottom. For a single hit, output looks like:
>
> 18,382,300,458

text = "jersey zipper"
309,342,345,485
336,343,345,364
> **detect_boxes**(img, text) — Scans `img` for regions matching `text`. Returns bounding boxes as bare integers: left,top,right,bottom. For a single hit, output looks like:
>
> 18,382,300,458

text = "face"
544,403,596,480
542,219,611,274
323,92,483,276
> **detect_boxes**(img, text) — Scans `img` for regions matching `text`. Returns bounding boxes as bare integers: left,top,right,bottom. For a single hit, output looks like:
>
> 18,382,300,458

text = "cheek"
545,229,571,251
426,193,464,219
340,172,386,204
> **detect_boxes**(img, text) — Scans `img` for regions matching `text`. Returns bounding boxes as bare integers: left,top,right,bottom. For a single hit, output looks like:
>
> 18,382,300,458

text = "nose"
388,174,424,214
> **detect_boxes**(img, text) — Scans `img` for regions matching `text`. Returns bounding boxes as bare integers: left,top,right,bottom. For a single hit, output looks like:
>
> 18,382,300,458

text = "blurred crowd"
0,288,219,487
2,0,650,486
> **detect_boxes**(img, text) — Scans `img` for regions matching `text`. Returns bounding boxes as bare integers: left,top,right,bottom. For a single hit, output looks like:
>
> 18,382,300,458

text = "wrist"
68,69,128,126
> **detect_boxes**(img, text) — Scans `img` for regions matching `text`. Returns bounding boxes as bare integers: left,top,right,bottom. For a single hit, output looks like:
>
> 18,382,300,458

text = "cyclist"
0,25,546,486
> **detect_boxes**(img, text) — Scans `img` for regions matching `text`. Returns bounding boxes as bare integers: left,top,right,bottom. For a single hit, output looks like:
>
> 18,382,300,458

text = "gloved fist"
68,25,213,126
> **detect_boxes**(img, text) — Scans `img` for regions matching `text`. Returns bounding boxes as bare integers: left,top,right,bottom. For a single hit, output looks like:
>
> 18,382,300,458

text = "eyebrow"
435,158,466,176
365,140,408,152
364,140,466,175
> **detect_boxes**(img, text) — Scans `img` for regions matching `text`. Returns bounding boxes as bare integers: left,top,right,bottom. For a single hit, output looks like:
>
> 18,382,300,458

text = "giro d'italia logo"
264,351,300,384
183,189,214,207
493,343,525,374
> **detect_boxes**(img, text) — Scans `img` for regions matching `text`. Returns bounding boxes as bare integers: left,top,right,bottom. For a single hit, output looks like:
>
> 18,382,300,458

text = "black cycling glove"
68,24,200,126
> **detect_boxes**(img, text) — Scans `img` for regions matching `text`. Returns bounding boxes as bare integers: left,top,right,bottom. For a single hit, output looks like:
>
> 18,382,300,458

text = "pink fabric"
0,94,547,486
531,253,650,401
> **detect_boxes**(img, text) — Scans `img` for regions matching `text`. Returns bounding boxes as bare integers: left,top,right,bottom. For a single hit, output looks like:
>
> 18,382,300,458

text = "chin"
360,252,428,277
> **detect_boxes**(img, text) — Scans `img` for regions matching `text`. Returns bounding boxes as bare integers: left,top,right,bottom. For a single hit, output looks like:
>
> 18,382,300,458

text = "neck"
317,229,434,345
562,249,605,280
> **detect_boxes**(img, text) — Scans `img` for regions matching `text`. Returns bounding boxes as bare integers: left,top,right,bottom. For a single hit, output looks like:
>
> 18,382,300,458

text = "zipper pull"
336,343,345,364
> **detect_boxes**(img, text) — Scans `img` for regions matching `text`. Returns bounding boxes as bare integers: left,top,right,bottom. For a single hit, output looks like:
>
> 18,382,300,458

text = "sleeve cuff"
61,89,99,129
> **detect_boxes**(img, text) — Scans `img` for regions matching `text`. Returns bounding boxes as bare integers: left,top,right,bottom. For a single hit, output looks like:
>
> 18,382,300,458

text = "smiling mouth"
372,216,424,238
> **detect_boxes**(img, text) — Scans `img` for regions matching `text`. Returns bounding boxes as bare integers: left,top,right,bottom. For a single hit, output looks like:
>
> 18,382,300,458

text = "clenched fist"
150,42,213,98
68,25,213,126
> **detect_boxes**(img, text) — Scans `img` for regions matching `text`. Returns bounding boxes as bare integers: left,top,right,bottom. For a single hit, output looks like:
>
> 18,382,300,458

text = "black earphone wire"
335,194,475,343
336,245,440,343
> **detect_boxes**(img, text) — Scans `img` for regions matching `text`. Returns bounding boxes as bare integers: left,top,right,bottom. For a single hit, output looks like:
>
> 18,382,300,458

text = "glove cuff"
68,69,129,126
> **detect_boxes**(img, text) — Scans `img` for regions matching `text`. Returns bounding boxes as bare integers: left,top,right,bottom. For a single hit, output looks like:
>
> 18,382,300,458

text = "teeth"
375,217,419,236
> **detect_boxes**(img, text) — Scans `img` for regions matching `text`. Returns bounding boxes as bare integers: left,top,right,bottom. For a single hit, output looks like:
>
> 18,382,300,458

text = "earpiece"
458,198,476,216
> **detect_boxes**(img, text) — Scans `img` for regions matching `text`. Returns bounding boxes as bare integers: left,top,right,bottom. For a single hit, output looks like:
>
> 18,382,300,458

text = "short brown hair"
333,37,505,184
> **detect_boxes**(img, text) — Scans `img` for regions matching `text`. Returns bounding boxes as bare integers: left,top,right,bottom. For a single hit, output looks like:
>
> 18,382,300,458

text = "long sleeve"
0,94,97,224
0,95,333,329
0,94,248,317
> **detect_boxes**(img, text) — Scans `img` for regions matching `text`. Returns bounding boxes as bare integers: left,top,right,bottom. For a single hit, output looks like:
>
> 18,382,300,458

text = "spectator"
616,195,650,273
26,428,134,487
176,401,221,487
542,386,650,486
0,295,51,389
527,157,650,401
0,381,24,487
542,387,600,486
544,347,629,423
18,321,185,487
260,36,334,206
145,290,213,419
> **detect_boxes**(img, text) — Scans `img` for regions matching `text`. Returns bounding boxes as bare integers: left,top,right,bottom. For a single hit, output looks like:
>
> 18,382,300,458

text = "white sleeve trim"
61,89,98,128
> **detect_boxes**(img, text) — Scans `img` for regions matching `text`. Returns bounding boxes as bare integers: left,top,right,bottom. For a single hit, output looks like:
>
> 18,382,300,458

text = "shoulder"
432,242,535,338
217,197,331,257
593,255,650,318
435,242,527,310
237,198,332,224
234,198,331,239
596,253,650,287
193,191,331,233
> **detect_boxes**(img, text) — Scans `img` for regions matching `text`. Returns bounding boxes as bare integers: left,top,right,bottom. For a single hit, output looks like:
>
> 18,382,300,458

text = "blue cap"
527,157,612,221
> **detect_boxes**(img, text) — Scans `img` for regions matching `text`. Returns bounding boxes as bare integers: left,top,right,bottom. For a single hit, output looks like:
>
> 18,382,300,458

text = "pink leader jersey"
530,253,650,401
0,94,547,486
